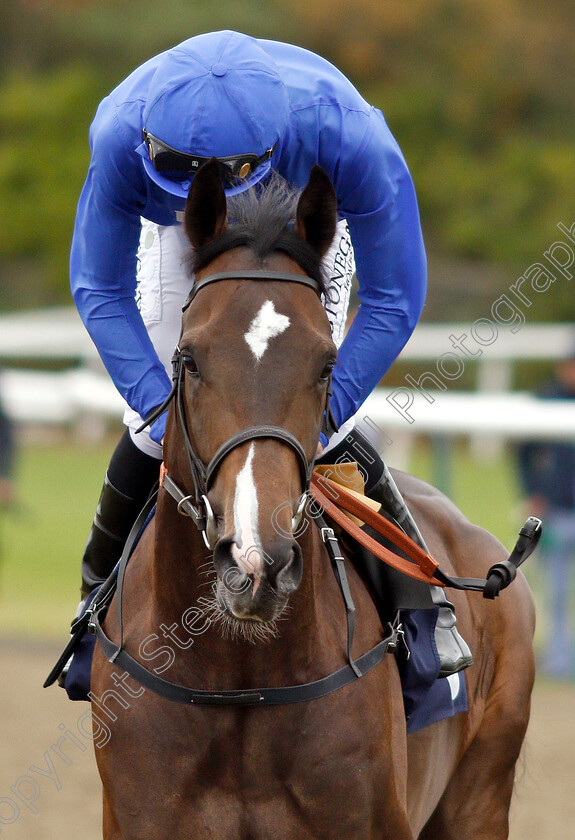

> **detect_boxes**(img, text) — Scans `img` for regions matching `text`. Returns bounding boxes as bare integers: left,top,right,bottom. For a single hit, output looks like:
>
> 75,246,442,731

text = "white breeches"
125,218,356,457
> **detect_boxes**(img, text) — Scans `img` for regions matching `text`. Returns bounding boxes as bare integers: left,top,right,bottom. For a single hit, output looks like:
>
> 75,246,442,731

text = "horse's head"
163,160,338,631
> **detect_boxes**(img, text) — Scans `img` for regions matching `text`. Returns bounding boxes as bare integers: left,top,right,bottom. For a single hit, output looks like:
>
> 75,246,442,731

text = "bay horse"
90,161,535,839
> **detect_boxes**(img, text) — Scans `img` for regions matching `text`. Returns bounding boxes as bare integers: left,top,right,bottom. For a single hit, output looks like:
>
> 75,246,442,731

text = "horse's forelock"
189,173,329,295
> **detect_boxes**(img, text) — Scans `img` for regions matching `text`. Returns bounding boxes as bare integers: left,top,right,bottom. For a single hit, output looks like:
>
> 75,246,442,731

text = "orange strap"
309,473,444,586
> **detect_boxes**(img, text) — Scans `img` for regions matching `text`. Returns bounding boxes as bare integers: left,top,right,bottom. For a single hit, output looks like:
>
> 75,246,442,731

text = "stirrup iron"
370,463,473,677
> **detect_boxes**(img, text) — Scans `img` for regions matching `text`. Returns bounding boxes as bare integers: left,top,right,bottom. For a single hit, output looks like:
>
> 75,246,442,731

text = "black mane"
190,173,329,295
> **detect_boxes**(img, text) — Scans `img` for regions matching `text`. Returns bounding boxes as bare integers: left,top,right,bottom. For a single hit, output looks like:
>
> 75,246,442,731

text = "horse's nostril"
213,537,240,578
274,542,303,594
222,565,252,596
214,535,302,598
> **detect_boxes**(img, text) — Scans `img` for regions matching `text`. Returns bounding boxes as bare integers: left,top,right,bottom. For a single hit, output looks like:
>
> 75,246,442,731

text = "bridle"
69,266,402,707
137,268,339,549
45,266,542,703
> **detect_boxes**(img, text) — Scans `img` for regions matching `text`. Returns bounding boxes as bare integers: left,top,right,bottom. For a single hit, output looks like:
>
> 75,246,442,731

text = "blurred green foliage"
1,0,574,319
0,65,104,307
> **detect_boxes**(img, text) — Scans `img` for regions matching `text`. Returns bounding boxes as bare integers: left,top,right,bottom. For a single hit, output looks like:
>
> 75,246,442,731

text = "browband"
183,270,323,311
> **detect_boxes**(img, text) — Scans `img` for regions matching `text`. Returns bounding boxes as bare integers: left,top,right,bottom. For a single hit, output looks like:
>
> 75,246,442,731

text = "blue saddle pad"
63,586,100,702
398,607,468,734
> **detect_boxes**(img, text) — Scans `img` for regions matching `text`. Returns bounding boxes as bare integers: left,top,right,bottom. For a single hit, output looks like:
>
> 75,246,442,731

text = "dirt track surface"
0,637,573,839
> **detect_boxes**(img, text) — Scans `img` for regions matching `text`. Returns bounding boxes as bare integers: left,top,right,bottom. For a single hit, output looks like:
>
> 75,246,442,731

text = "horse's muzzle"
213,536,302,622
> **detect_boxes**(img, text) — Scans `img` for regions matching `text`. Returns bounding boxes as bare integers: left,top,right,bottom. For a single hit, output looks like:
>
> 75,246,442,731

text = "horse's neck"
149,494,339,682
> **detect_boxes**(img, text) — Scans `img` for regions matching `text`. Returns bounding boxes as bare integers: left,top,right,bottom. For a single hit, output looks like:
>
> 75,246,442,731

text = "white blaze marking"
244,300,290,361
232,444,263,590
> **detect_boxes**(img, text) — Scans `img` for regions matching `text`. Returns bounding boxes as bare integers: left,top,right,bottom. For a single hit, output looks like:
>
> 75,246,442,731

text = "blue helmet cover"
137,31,289,197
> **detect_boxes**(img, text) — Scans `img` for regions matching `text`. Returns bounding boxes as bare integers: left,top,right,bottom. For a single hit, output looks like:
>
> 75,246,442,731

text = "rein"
310,475,543,599
83,473,541,707
80,490,399,706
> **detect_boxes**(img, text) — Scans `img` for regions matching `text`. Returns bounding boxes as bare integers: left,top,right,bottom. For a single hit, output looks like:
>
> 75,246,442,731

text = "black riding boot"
317,428,473,677
80,430,162,597
59,432,161,687
80,474,149,596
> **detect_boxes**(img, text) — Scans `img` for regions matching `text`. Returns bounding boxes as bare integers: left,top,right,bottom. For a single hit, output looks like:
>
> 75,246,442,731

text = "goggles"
143,129,275,188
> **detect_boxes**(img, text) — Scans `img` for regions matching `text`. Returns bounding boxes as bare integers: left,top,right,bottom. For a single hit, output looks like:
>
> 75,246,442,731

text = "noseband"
137,269,338,548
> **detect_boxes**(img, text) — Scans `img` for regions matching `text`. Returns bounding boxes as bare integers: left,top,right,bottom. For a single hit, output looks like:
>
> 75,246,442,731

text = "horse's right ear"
295,165,338,258
184,159,227,250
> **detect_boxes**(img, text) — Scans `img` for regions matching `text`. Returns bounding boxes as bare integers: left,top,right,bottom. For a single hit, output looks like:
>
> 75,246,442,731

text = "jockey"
70,30,472,676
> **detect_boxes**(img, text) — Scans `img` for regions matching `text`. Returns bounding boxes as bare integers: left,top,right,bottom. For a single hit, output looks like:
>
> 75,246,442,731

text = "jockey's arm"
69,98,172,444
331,108,427,431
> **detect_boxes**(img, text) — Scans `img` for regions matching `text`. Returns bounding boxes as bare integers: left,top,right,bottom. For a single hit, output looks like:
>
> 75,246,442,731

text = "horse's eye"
182,355,199,377
319,362,335,382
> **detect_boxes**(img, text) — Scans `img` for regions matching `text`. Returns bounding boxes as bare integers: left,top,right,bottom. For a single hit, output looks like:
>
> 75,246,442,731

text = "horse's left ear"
184,158,227,250
295,165,338,258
